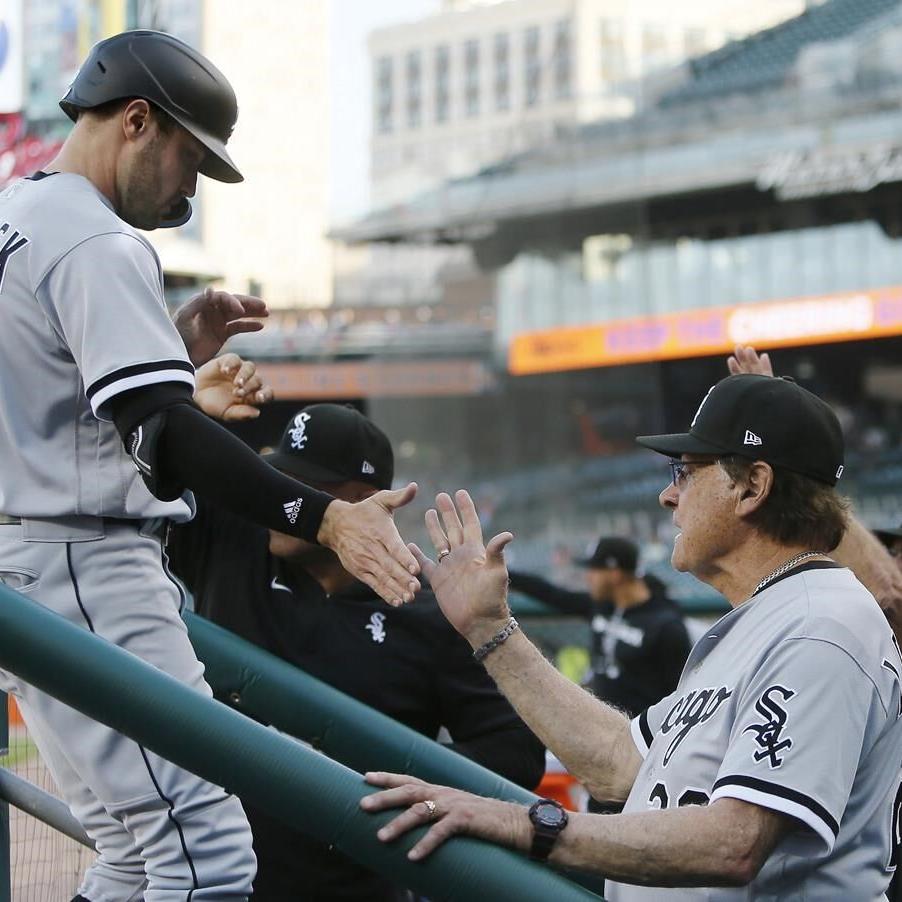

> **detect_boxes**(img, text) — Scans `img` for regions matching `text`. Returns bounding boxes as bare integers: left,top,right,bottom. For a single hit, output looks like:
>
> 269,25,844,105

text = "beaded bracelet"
472,616,520,662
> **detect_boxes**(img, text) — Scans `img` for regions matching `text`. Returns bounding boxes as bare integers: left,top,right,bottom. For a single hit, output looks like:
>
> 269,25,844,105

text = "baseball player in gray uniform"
0,31,419,901
358,375,902,900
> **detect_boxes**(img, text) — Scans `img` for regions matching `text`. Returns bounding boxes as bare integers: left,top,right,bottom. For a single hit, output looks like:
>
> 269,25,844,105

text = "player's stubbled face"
659,456,737,577
119,124,203,230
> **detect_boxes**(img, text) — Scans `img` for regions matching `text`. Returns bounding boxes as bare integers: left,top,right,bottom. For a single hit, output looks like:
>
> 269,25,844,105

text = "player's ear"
122,99,152,141
735,461,773,517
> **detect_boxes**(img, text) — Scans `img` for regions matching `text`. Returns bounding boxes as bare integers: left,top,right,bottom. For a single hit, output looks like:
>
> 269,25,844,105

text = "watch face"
532,800,567,828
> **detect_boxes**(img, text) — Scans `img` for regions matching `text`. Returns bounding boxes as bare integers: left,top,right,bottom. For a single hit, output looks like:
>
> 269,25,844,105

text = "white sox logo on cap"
289,412,312,450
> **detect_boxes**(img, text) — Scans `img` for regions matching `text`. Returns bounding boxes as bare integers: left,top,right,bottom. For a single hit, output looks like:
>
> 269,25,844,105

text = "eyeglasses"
668,458,721,488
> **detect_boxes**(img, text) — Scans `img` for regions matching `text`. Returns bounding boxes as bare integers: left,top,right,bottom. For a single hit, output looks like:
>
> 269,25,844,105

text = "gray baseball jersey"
606,563,902,901
0,172,194,520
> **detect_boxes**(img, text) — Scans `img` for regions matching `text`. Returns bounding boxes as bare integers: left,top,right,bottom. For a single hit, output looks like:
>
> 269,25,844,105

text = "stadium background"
3,0,902,896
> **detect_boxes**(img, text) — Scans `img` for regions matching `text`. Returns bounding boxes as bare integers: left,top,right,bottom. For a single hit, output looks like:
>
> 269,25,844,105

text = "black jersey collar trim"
27,171,58,181
752,560,841,598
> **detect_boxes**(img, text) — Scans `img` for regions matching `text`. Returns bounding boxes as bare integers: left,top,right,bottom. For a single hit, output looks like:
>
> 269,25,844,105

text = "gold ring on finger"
423,799,437,819
437,549,451,563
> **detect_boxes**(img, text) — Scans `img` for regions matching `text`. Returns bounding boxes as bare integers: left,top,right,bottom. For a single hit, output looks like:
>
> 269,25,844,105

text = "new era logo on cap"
362,460,375,475
743,430,763,446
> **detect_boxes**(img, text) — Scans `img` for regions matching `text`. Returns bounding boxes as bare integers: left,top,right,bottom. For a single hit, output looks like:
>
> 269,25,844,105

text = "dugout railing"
0,582,605,901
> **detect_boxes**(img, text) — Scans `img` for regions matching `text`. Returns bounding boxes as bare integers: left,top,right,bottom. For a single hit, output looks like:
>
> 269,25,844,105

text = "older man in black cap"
167,396,544,901
360,374,902,902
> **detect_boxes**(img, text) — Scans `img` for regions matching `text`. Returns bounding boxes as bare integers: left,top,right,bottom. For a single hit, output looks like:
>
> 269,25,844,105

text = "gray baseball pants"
0,517,255,901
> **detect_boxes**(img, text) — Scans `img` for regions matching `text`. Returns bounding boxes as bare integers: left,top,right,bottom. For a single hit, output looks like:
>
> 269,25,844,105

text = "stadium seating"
660,0,900,107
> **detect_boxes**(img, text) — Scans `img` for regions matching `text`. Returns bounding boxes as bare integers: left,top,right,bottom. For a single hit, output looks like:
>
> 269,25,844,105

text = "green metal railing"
187,612,608,897
0,584,602,900
187,611,540,802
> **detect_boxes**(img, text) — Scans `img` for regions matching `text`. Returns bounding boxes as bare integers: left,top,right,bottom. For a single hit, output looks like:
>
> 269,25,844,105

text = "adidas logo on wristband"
283,498,303,525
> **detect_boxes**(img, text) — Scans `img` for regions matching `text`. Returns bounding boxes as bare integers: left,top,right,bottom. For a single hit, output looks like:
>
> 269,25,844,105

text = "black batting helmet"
60,30,242,185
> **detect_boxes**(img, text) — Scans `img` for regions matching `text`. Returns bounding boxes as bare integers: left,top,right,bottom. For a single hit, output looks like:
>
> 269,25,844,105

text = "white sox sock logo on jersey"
288,412,312,450
742,685,795,768
659,686,733,765
0,223,29,294
282,498,303,525
366,612,387,644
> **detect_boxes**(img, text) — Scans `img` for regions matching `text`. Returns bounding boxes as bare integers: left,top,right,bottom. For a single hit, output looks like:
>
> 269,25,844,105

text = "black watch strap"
529,827,559,862
528,798,569,862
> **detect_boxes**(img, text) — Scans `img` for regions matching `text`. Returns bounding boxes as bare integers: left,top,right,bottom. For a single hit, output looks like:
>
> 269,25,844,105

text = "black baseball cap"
636,374,845,486
577,537,639,572
262,404,393,491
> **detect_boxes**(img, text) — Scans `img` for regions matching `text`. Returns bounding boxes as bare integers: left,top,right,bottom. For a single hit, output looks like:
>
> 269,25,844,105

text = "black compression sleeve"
110,382,195,439
158,402,333,542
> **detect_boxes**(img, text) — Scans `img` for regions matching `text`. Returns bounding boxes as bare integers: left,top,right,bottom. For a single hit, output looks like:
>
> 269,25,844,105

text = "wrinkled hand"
317,484,421,606
727,345,774,377
194,353,274,421
409,490,513,645
174,287,269,366
360,772,528,861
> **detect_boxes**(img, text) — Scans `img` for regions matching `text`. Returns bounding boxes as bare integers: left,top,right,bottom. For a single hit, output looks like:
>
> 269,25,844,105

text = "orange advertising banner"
257,359,495,399
509,287,902,375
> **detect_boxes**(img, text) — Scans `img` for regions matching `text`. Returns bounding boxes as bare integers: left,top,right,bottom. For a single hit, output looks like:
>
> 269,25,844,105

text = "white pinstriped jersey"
0,173,194,520
607,563,902,901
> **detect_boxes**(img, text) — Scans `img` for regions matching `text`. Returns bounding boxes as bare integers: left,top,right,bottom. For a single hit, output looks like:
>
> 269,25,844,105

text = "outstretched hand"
174,287,269,366
317,484,422,607
194,353,274,421
727,345,773,377
409,490,513,644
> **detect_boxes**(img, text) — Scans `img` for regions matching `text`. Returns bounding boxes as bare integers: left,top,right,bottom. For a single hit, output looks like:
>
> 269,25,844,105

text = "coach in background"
509,539,690,808
171,359,545,902
362,374,902,900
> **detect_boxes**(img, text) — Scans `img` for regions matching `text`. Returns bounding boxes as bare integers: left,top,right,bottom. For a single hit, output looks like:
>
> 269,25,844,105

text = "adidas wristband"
158,402,334,543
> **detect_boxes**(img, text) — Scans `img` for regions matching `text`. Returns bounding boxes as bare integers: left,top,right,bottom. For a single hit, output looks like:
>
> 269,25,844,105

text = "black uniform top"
168,502,545,901
508,570,691,718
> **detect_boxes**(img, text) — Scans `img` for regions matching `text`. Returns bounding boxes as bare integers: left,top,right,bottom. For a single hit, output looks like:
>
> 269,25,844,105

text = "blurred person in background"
171,358,545,902
509,538,691,813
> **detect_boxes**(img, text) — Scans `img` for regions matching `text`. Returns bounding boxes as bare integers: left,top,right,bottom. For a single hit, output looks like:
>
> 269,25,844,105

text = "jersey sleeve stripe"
86,359,194,402
630,711,652,758
711,775,839,850
88,369,196,420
